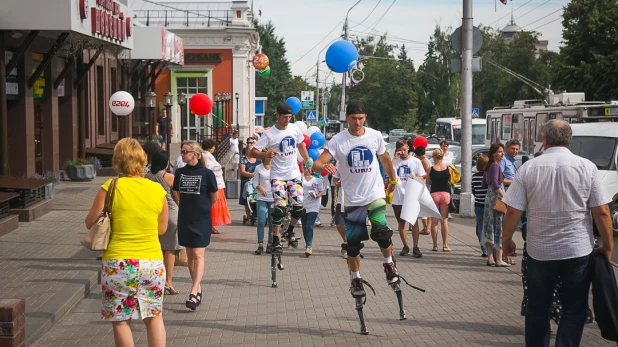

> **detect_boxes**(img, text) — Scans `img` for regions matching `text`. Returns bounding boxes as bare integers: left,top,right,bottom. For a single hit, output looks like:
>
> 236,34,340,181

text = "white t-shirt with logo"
327,127,386,206
302,176,324,213
254,125,304,181
252,164,273,202
392,156,426,205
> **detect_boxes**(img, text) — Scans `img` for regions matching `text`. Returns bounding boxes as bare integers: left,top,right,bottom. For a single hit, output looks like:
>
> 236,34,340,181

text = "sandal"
442,247,452,252
420,230,430,235
185,294,199,311
164,284,179,295
431,246,438,252
502,256,516,265
212,228,221,234
197,289,202,304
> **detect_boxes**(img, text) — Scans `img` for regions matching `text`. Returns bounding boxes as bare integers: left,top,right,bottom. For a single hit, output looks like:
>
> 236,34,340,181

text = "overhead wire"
289,22,343,67
488,0,533,27
350,0,383,29
362,0,397,35
530,16,562,31
521,8,563,29
515,0,552,24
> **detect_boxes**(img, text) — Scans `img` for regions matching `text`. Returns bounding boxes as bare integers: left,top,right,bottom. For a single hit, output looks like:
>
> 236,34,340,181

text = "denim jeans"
256,200,273,244
474,204,486,254
526,254,593,347
301,212,318,248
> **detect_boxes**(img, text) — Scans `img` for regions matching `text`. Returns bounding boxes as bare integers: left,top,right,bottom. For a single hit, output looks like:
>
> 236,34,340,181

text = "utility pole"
316,59,320,128
339,0,361,132
459,0,474,217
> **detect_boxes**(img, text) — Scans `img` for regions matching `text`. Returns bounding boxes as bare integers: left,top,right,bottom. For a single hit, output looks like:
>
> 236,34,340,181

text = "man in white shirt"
391,139,426,258
251,103,312,254
312,101,401,300
230,131,240,165
502,120,613,345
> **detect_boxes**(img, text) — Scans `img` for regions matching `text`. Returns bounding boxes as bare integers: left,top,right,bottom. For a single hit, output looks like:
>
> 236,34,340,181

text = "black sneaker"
399,246,410,256
521,299,527,316
384,262,399,285
271,242,283,254
265,244,273,254
254,246,264,255
412,247,423,258
350,278,366,297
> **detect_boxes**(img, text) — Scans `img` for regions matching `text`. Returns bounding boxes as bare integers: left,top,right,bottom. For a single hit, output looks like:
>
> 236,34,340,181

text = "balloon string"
209,112,233,127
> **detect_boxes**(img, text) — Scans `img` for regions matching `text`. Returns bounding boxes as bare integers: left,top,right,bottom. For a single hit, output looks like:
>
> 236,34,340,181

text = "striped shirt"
471,171,487,207
502,146,611,261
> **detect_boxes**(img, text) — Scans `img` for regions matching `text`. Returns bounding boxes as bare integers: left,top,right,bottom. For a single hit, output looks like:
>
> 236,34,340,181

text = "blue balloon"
325,40,359,73
285,97,301,114
309,132,325,149
308,148,320,161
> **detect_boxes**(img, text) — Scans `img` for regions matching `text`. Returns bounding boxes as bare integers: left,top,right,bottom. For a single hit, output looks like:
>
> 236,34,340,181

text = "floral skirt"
101,259,165,321
212,189,231,226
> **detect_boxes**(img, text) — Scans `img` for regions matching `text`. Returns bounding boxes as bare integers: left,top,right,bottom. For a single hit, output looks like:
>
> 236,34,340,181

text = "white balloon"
109,91,135,116
307,126,320,135
295,121,308,134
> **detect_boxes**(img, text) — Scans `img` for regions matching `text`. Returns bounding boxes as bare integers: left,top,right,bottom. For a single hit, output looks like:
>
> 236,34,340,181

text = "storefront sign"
91,0,129,42
32,53,45,100
185,53,222,64
162,30,185,65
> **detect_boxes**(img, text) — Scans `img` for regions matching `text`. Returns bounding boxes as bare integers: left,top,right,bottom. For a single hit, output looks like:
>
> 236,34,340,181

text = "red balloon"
413,136,428,149
302,134,311,149
189,93,213,116
321,170,328,177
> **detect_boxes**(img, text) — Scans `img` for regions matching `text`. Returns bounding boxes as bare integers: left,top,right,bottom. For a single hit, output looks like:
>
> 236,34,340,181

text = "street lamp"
162,91,173,151
145,90,157,141
177,91,186,142
215,93,222,138
235,92,240,134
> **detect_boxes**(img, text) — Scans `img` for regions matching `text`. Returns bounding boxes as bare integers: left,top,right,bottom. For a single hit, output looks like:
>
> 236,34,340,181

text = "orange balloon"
252,53,270,70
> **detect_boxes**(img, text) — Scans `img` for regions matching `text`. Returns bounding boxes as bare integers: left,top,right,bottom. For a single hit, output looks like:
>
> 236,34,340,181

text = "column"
232,49,249,140
7,53,35,176
42,59,59,172
58,60,78,164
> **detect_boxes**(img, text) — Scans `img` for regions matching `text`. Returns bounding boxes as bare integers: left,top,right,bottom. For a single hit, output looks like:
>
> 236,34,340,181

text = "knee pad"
346,242,365,258
271,206,287,226
370,225,393,245
290,205,305,220
376,238,393,250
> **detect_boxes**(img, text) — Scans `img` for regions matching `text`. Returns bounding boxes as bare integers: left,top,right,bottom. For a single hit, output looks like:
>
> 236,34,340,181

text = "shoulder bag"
81,178,118,251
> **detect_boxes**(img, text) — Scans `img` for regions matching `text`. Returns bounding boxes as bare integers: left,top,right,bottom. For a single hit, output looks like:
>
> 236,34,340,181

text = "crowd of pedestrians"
85,108,615,346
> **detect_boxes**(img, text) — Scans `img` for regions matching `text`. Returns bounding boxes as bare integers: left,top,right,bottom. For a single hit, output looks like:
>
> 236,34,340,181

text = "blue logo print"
346,146,374,173
397,165,411,180
279,136,296,157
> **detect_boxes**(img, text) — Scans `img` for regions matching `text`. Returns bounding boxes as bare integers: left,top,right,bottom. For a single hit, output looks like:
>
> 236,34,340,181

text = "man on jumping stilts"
251,103,312,254
312,101,400,299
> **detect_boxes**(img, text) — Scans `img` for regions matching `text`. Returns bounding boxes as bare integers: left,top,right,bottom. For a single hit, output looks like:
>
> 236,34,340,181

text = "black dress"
173,161,218,248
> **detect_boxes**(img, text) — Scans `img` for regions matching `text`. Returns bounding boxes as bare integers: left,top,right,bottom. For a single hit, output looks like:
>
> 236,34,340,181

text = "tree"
553,0,618,101
254,20,293,126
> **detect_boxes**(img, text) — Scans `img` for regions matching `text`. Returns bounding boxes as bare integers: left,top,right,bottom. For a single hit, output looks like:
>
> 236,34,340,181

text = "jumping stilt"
392,282,406,320
270,253,283,288
355,296,368,335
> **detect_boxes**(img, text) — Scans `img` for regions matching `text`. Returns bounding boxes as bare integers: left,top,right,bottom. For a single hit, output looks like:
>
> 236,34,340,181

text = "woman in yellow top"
85,138,169,347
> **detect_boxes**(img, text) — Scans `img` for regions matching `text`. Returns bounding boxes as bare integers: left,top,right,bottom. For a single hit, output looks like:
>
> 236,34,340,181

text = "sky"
252,0,569,85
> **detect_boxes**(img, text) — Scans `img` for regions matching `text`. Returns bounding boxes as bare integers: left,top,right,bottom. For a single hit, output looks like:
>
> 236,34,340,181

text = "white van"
570,123,618,234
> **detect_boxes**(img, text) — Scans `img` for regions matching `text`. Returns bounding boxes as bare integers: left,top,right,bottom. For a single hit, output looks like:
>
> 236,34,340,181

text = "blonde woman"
173,141,218,311
85,138,169,347
425,148,452,252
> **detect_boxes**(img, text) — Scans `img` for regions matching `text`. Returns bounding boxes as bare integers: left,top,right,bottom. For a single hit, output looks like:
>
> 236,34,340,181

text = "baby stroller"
242,178,257,226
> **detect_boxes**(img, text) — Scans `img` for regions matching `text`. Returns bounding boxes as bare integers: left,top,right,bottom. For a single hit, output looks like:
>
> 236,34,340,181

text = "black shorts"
334,203,345,226
392,204,405,223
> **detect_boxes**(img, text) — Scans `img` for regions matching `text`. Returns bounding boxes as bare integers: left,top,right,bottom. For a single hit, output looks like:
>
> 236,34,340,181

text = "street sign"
301,91,314,109
451,26,483,54
471,108,479,118
305,110,317,122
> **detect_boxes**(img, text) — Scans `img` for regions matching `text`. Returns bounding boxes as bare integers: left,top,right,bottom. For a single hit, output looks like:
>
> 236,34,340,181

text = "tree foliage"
552,0,618,101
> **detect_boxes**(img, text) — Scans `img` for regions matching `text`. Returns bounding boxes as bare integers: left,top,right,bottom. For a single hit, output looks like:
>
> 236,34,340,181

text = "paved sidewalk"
1,177,614,346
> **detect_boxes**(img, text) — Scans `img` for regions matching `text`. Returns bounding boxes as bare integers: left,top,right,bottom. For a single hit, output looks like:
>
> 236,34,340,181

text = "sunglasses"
247,142,255,145
181,150,195,155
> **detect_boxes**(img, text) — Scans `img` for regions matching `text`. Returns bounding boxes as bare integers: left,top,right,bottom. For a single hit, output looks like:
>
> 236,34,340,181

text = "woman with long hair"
202,139,231,234
425,148,452,252
85,138,169,346
146,150,181,295
173,141,219,310
239,138,261,223
481,143,510,267
471,154,489,257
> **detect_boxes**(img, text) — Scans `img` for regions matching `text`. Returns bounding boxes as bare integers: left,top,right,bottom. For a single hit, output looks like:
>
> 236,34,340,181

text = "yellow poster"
32,52,45,99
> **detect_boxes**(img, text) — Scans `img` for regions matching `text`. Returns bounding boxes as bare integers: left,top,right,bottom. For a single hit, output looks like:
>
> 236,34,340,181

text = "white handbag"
80,179,117,251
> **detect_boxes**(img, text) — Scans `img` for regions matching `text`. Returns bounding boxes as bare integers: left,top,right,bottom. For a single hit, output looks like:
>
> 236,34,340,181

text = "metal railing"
133,9,232,28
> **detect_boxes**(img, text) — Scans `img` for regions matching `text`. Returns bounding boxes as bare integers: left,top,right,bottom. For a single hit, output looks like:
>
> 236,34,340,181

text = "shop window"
97,66,105,136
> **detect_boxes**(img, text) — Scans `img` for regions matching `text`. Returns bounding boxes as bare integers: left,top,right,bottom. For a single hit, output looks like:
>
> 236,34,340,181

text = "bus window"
502,114,512,140
512,114,523,141
548,112,562,120
535,113,548,142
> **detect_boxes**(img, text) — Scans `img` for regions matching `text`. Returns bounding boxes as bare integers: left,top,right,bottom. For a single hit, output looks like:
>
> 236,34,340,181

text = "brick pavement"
0,177,613,346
